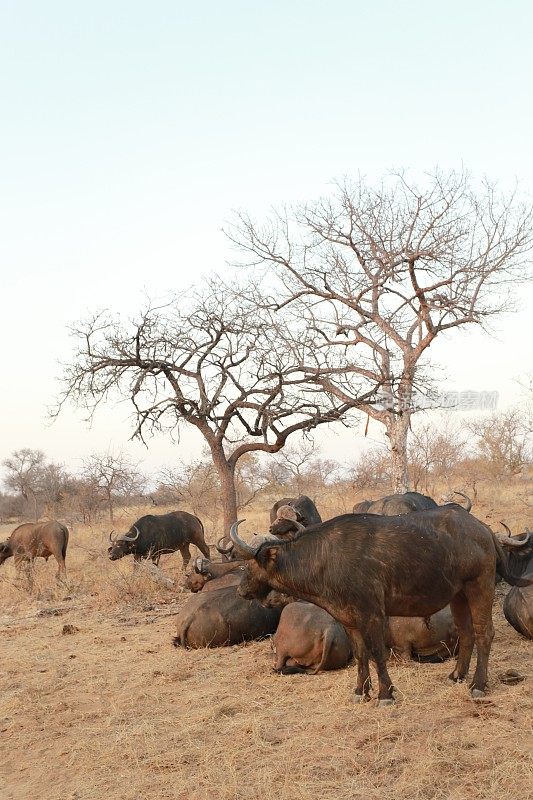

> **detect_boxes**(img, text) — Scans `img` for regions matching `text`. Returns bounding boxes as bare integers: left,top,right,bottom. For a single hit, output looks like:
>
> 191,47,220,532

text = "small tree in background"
80,452,145,524
3,448,47,521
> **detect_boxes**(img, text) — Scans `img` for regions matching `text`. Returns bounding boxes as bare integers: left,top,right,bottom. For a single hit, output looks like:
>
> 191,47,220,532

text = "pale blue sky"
1,1,532,474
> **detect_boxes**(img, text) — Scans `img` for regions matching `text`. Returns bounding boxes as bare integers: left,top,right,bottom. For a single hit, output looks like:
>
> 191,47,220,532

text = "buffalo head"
269,505,306,536
107,526,141,561
229,520,282,601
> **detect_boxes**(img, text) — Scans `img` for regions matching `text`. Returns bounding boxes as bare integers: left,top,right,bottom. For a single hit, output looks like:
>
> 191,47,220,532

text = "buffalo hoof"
470,688,486,700
377,698,395,707
354,692,370,704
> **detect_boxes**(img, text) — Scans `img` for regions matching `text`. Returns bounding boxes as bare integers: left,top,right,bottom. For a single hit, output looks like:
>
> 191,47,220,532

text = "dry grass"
0,487,532,800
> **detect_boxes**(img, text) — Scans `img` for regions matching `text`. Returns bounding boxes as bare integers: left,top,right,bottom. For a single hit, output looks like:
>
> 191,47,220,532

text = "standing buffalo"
352,491,472,516
0,521,69,579
230,507,529,705
108,511,209,570
269,496,322,537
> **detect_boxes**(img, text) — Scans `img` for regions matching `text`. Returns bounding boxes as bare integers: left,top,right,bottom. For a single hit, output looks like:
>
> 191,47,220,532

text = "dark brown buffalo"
352,491,472,516
387,607,458,661
230,508,529,705
173,577,281,649
269,495,322,537
272,601,353,674
496,527,533,582
503,586,533,639
108,511,209,570
0,521,69,579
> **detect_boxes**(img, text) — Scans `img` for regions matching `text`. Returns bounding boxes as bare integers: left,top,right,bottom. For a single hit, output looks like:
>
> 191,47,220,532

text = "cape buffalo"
269,495,322,537
273,601,353,674
503,585,533,639
387,607,458,662
183,557,245,593
108,511,209,570
230,508,529,705
496,527,533,581
173,579,281,648
352,491,472,516
0,521,69,579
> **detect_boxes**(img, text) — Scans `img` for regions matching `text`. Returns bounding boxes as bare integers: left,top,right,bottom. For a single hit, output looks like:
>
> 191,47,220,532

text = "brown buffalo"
0,520,69,579
230,508,529,705
387,607,458,661
272,601,353,674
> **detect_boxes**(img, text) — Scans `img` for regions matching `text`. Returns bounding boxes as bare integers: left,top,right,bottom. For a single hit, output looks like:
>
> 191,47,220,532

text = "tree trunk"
386,413,411,493
211,447,238,553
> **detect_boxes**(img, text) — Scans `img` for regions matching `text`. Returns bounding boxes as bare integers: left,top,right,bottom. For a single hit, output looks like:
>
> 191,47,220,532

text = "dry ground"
0,491,532,800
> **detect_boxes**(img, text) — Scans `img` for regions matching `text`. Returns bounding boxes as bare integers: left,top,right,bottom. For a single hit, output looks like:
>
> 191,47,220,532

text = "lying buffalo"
271,599,457,674
269,495,322,537
230,507,529,705
273,601,353,674
108,511,209,570
173,578,281,648
387,607,458,661
0,521,69,579
352,491,472,516
503,586,533,639
184,557,245,593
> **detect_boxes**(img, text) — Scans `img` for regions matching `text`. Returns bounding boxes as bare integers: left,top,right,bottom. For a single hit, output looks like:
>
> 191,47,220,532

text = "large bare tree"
57,283,372,534
229,170,533,490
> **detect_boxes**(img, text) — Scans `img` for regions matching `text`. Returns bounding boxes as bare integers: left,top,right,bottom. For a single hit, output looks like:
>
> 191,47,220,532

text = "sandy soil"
0,502,531,800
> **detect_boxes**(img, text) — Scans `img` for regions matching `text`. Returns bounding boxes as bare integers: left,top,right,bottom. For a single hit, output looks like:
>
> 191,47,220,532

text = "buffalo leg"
463,580,495,697
448,592,475,683
55,556,67,581
365,618,395,704
179,545,191,572
346,627,371,701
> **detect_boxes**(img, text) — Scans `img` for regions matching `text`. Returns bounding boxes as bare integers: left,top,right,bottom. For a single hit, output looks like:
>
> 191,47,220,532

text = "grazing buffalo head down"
108,526,140,560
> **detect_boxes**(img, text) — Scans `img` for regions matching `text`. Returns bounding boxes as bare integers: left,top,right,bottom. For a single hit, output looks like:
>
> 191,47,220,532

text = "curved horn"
276,505,298,522
119,525,141,542
499,522,512,537
453,491,472,512
229,520,258,559
292,519,306,532
498,531,532,548
108,530,116,543
215,536,234,555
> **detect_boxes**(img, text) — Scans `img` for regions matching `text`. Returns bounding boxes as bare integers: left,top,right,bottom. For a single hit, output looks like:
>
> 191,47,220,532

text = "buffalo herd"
0,489,531,707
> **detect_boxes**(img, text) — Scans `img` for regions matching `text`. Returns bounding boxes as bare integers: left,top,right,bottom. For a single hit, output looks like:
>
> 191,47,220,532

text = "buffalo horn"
229,520,280,559
118,525,141,543
498,531,532,548
194,557,209,574
108,530,116,543
215,536,234,555
276,505,298,522
499,522,512,537
453,491,472,512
